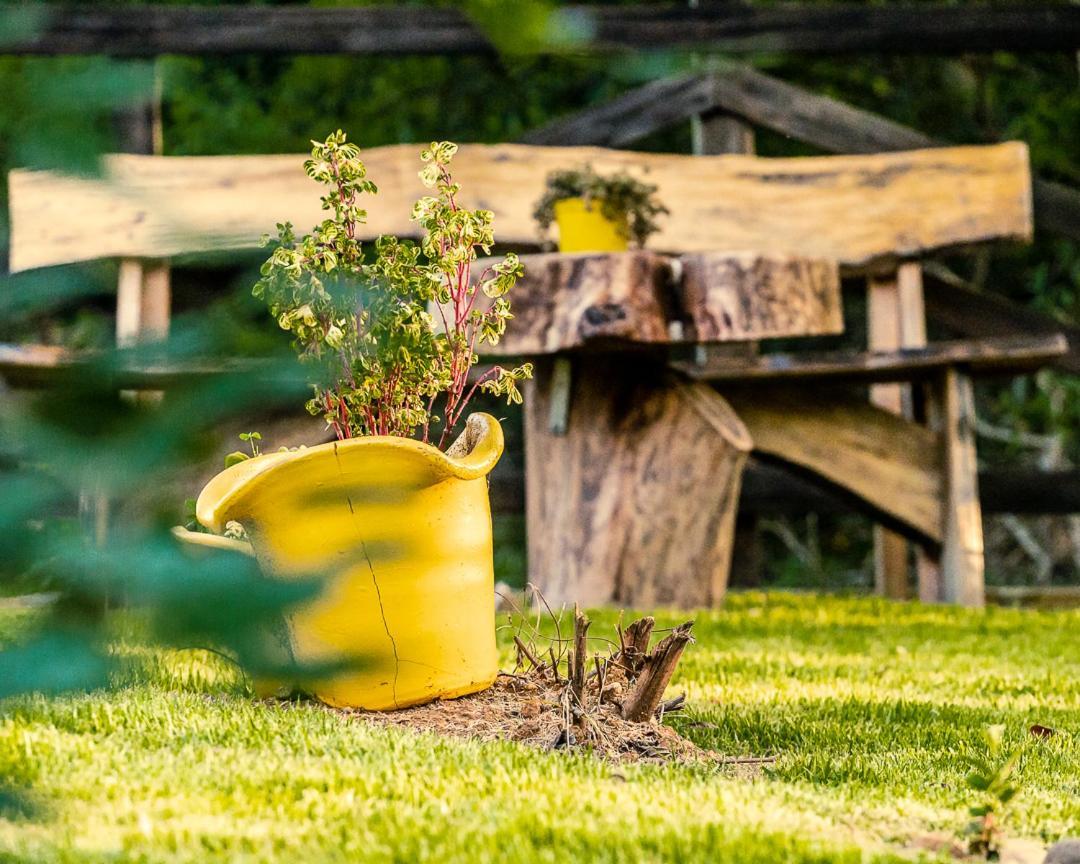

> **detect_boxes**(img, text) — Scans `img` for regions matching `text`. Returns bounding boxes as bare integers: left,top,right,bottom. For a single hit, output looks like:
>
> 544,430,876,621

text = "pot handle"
171,526,255,558
442,412,505,480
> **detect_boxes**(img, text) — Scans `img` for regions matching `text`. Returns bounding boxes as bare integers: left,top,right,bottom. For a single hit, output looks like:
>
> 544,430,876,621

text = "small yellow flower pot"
553,197,629,253
176,413,504,711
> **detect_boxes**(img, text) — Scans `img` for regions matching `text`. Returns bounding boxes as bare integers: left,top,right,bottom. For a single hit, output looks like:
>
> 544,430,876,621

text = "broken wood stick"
621,622,695,722
659,694,687,715
569,605,591,714
622,616,655,674
548,647,563,683
513,635,542,671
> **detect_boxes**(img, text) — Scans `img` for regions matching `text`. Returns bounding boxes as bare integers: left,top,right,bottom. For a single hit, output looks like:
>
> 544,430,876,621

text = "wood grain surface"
459,249,842,354
525,356,752,608
10,142,1031,273
727,389,944,544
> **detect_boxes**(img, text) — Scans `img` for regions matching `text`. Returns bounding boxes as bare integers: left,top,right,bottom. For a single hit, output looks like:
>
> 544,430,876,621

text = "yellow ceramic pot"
178,413,504,711
553,197,629,253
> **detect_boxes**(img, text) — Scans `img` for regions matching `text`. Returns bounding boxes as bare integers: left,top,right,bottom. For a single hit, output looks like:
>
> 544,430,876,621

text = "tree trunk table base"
524,355,751,608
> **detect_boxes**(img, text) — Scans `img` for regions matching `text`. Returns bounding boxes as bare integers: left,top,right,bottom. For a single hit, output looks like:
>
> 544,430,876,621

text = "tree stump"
524,354,752,608
478,251,673,354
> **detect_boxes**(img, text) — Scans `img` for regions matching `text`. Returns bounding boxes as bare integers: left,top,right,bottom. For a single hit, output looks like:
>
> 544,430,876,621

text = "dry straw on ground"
349,591,771,772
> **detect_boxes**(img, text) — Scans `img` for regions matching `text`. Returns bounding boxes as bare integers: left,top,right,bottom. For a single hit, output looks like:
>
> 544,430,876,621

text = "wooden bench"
7,141,1039,607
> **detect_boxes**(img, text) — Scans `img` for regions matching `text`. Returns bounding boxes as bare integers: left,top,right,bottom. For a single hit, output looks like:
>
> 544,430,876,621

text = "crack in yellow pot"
182,413,504,711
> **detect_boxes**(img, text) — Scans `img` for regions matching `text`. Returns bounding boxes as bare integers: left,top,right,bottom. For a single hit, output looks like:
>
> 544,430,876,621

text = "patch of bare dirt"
345,607,773,774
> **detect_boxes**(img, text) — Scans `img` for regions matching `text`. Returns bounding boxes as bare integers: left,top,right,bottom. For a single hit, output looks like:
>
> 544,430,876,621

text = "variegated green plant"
253,132,531,447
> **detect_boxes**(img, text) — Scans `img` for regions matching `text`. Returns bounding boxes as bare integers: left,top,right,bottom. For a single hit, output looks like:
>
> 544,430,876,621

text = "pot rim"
195,412,504,534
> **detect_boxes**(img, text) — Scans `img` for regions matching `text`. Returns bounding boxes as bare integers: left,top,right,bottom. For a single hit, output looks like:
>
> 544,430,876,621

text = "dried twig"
528,582,564,657
659,694,686,716
621,616,655,676
569,605,590,716
514,635,543,672
625,616,655,655
548,647,563,683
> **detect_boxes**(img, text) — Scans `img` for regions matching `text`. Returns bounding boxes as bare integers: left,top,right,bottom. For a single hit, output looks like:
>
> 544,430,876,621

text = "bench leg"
85,258,171,549
867,263,928,599
931,368,986,606
118,257,171,403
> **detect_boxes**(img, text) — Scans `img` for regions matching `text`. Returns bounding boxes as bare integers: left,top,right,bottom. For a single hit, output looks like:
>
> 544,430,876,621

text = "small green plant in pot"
177,133,532,711
533,165,668,253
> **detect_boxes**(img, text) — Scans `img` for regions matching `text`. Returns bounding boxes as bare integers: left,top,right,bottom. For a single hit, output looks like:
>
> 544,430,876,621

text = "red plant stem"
328,151,356,241
463,267,493,321
379,365,401,436
426,162,483,446
455,269,468,327
324,392,345,441
447,348,483,432
440,352,489,450
340,397,352,438
445,351,467,423
448,323,480,422
421,390,438,444
454,367,501,427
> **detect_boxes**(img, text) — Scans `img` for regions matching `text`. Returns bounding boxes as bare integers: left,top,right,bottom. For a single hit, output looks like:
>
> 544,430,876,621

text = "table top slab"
459,250,842,356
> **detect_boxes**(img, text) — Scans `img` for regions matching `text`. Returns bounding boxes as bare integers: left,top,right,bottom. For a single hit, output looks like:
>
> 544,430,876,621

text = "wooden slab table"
471,249,844,608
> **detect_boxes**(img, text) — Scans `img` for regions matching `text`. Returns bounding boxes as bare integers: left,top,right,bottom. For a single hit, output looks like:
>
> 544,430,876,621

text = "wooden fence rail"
2,4,1079,57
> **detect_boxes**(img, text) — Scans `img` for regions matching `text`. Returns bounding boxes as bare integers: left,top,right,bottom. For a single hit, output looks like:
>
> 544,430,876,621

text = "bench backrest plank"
8,142,1032,273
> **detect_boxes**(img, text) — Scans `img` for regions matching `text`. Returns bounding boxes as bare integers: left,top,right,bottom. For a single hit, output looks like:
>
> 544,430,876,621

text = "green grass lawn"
1,592,1077,863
